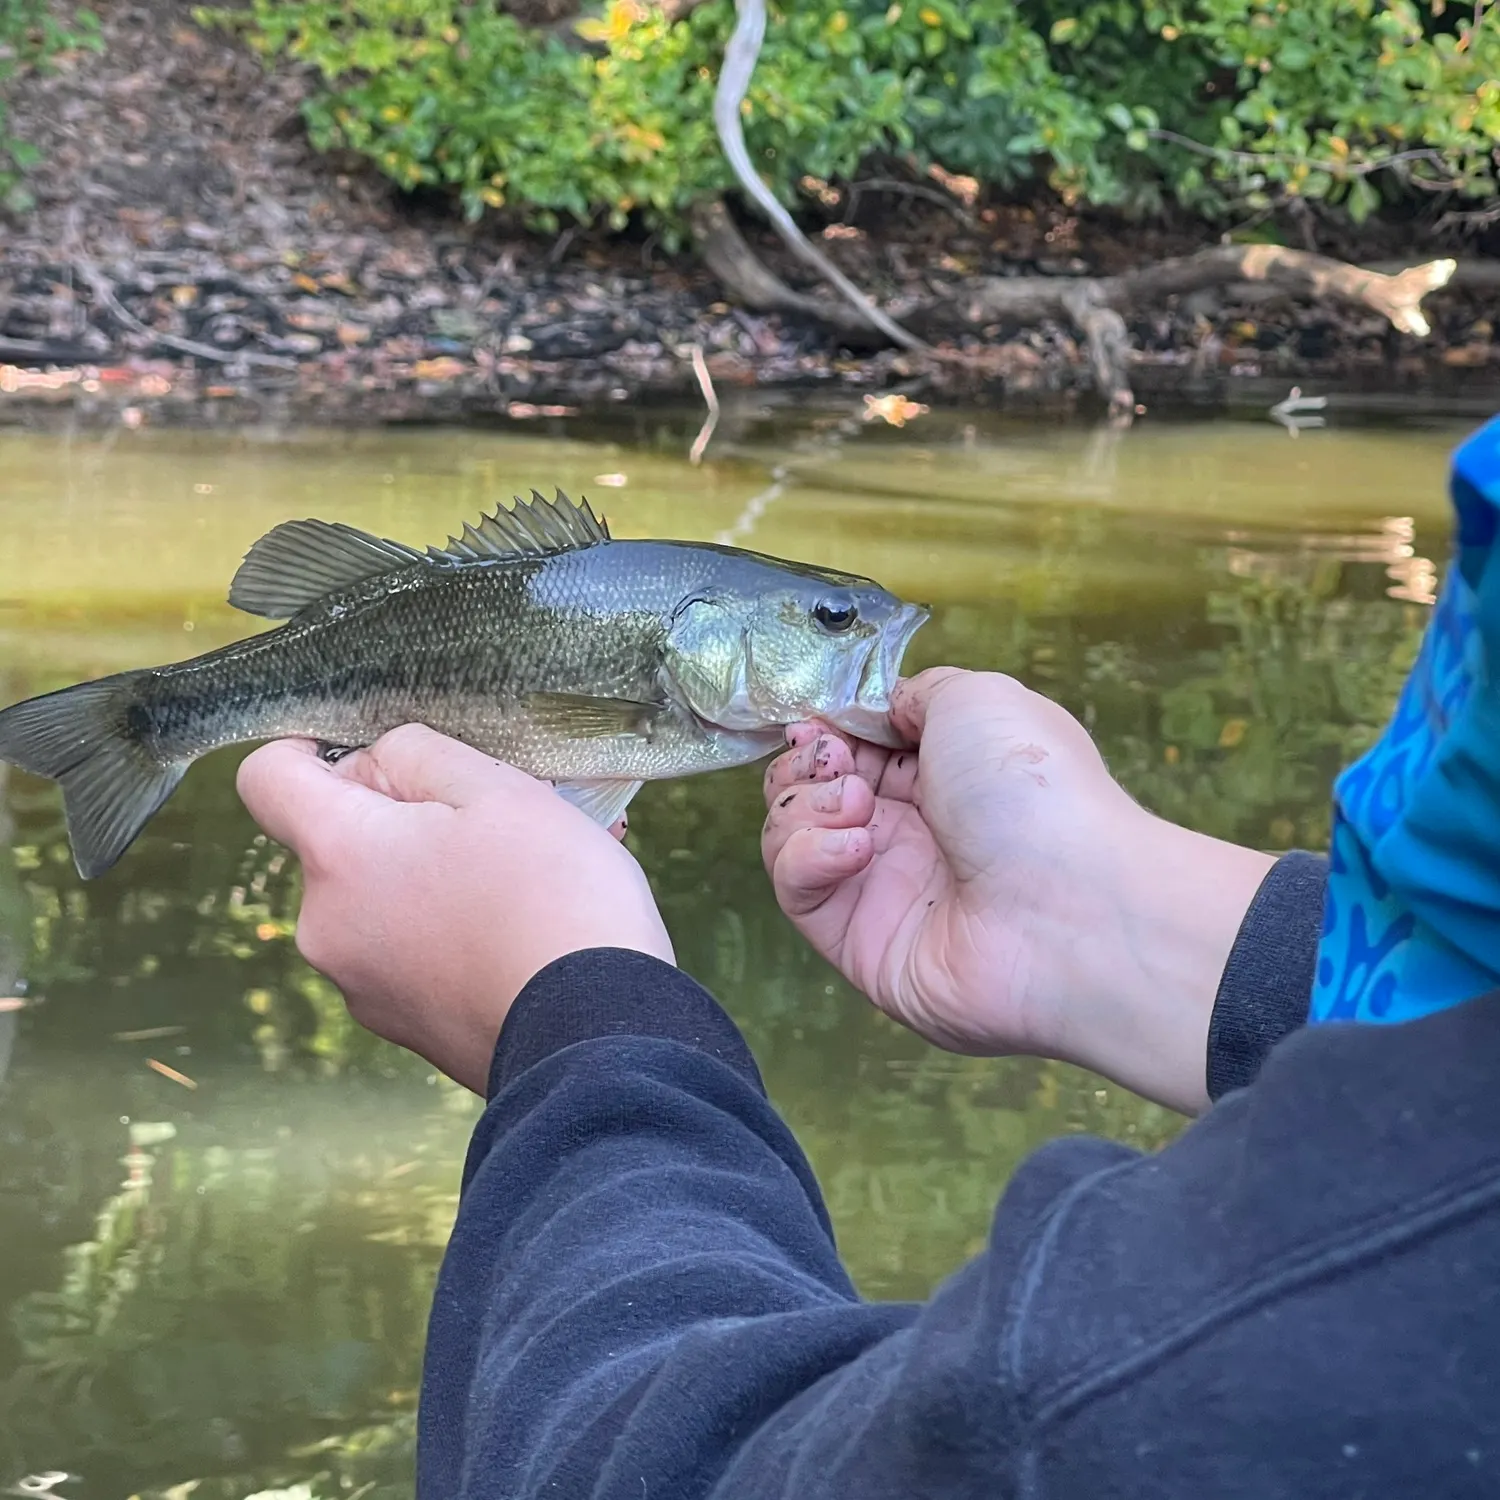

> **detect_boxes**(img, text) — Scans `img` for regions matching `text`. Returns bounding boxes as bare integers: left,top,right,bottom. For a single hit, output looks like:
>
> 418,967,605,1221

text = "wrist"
1046,808,1275,1116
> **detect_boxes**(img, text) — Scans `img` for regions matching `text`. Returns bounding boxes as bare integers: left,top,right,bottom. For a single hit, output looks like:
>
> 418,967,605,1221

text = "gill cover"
663,596,760,729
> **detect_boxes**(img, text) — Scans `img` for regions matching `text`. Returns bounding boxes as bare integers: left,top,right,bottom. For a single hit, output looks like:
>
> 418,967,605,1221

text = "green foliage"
202,0,1500,234
200,0,911,239
0,0,100,212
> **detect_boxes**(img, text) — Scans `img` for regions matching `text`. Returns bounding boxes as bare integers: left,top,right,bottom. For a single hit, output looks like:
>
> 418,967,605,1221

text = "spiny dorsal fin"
427,489,610,565
229,520,425,620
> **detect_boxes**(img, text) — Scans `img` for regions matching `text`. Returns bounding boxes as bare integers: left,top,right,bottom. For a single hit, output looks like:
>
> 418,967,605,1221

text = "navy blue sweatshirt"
418,851,1500,1498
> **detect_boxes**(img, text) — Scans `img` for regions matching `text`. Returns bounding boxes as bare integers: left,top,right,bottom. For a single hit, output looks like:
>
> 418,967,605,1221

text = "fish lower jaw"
824,701,908,749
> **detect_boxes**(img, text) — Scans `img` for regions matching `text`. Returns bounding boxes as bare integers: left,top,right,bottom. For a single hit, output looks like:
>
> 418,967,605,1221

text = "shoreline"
3,0,1498,433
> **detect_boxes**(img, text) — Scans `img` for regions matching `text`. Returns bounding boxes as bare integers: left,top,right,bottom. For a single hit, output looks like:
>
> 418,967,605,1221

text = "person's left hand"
237,725,675,1094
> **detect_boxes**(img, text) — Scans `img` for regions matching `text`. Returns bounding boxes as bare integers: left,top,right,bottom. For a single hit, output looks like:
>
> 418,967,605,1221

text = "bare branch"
950,246,1456,415
73,257,297,370
1109,246,1457,337
960,247,1456,337
845,177,977,228
1060,284,1133,420
687,343,719,465
711,0,927,351
690,198,876,335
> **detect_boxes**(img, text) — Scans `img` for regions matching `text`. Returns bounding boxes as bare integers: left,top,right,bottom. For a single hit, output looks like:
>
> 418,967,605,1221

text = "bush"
203,0,1500,236
0,0,101,212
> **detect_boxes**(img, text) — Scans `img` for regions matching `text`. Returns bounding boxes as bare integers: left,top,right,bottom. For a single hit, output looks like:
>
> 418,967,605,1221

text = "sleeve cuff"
487,947,766,1101
1205,849,1328,1103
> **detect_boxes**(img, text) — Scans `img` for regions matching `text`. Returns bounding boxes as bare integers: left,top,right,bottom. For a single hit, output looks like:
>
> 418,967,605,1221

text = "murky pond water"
0,404,1467,1498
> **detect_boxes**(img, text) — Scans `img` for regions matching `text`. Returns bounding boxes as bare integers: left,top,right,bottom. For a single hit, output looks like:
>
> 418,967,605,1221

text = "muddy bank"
2,0,1498,429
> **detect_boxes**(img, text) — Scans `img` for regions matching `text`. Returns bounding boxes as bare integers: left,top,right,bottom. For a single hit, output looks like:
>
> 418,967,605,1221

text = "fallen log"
694,213,1459,417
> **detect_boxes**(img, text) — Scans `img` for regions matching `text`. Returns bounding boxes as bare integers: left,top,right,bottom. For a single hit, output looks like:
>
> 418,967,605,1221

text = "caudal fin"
0,674,188,879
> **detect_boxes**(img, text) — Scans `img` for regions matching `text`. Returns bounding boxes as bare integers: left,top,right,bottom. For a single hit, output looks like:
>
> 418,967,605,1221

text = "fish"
0,489,929,880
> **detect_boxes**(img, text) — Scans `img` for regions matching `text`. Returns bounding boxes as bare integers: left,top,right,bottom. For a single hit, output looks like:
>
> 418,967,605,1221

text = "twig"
1145,129,1457,184
146,1058,198,1089
687,343,719,465
712,0,927,351
844,177,976,228
73,256,297,370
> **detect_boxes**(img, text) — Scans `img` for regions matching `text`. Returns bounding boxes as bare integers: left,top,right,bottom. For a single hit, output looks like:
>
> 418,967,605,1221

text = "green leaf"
1346,176,1379,223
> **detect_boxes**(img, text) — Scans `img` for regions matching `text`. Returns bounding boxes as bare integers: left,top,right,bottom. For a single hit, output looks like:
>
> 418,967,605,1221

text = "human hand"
762,667,1275,1115
237,726,674,1095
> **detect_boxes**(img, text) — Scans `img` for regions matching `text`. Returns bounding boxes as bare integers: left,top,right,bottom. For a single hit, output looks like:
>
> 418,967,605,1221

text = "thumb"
333,723,542,809
888,666,972,744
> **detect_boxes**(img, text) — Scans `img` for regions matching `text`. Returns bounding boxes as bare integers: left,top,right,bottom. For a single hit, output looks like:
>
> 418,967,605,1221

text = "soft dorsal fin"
229,519,425,619
427,489,610,565
229,489,610,619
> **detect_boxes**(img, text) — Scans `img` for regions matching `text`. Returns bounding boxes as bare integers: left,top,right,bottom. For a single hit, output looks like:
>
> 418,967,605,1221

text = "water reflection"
0,410,1459,1498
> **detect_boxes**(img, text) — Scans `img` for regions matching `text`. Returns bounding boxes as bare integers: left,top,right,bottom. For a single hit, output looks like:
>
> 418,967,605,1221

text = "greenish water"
0,407,1463,1499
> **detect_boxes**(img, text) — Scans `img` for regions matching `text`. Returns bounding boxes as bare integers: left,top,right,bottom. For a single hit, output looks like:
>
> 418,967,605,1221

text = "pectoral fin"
554,778,643,829
523,693,665,740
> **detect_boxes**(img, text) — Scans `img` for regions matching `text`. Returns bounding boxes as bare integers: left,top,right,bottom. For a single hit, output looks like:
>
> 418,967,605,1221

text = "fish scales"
136,543,767,782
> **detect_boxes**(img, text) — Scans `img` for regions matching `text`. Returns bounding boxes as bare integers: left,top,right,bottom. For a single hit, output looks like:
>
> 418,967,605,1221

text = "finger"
609,816,628,841
771,824,874,919
762,774,876,872
783,721,828,749
237,738,379,861
847,736,917,802
887,666,975,745
333,723,540,809
762,730,858,803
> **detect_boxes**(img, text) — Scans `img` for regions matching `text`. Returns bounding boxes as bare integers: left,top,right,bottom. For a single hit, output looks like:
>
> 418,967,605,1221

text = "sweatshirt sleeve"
415,948,1135,1500
1204,848,1328,1103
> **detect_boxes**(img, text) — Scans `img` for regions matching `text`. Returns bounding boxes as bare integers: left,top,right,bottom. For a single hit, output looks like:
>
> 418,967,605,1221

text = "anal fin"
554,779,643,829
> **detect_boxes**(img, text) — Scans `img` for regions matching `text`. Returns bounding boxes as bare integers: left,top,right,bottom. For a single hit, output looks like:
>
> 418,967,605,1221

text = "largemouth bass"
0,489,928,879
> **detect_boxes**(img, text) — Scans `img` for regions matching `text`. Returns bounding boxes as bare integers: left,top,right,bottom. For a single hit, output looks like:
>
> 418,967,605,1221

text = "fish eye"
813,598,858,634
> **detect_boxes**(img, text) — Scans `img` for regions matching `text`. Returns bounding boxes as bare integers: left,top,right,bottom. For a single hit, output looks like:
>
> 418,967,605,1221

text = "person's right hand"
762,668,1276,1116
237,725,674,1097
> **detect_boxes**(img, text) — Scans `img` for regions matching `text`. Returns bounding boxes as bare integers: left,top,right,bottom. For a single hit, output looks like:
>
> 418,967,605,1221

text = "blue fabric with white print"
1311,413,1500,1023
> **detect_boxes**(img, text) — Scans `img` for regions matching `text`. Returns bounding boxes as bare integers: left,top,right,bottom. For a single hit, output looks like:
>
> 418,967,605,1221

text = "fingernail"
811,777,844,813
821,828,852,854
813,736,832,771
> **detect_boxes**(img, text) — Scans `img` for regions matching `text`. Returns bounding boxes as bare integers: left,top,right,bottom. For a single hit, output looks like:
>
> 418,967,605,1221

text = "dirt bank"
2,0,1498,431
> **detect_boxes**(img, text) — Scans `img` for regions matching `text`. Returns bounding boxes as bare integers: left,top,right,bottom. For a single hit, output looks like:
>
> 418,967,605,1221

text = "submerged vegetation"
202,0,1500,236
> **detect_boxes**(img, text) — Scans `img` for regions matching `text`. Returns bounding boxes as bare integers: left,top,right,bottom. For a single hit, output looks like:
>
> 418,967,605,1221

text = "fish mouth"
826,601,930,748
